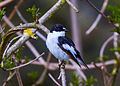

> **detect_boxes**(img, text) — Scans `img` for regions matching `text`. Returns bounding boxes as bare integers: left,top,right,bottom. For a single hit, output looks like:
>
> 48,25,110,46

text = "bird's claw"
58,61,66,70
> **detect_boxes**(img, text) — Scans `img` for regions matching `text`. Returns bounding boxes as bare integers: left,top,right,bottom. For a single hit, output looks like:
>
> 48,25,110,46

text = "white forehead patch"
63,27,66,30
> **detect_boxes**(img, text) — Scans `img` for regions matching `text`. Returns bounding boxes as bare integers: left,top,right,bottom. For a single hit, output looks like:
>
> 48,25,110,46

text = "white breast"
46,32,70,60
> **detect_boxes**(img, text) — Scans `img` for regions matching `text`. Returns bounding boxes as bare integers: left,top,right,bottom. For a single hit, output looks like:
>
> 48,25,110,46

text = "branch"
60,68,66,86
0,0,13,8
58,60,66,86
48,73,61,86
2,0,24,28
0,24,4,36
66,0,79,13
15,7,47,41
99,35,113,86
113,32,120,58
32,52,52,86
5,52,44,71
86,0,109,35
86,0,119,28
100,36,113,61
15,68,23,86
5,0,66,61
3,15,46,66
2,72,16,86
15,6,27,23
1,36,21,66
69,59,87,80
32,59,115,70
38,0,66,24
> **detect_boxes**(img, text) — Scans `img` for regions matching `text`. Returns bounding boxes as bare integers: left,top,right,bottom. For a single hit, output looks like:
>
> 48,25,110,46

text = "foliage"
27,71,38,83
81,76,97,86
4,57,15,68
70,72,79,86
0,8,6,22
106,2,120,33
0,0,3,2
70,72,96,86
27,5,40,22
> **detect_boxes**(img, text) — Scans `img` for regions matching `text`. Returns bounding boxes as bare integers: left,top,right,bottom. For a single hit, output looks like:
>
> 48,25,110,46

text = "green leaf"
0,8,6,21
110,48,120,52
71,72,79,86
4,57,15,68
83,76,97,86
26,5,40,20
27,71,38,82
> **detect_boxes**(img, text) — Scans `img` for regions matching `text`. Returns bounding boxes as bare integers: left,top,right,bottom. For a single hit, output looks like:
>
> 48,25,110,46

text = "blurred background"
0,0,120,86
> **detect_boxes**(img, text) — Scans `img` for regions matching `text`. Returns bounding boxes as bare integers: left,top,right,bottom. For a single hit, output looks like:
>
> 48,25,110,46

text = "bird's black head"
50,24,69,33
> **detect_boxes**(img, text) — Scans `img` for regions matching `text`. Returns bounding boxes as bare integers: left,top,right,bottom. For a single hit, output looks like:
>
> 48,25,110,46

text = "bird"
46,24,89,69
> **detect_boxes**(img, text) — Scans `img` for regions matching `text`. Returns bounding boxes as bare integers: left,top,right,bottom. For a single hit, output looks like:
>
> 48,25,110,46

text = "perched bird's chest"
46,34,69,60
46,37,59,52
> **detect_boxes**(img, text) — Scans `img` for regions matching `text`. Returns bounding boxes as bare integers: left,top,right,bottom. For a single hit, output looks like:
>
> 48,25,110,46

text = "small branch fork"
86,0,119,28
86,0,109,35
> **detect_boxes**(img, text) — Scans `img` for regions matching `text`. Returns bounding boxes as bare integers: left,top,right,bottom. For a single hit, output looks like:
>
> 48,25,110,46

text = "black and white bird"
46,24,88,69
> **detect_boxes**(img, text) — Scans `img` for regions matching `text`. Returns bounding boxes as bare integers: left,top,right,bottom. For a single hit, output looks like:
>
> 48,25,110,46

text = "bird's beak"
64,28,69,32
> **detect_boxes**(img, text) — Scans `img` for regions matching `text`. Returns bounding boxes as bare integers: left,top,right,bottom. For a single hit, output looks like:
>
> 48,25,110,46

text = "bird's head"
50,24,69,33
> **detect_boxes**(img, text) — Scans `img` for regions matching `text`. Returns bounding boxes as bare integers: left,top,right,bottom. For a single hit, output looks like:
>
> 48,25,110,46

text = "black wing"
58,36,89,69
58,36,75,47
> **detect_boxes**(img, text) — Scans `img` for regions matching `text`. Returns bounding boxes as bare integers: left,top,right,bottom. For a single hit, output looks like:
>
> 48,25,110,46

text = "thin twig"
99,35,113,86
60,68,66,86
2,0,24,28
86,0,118,28
12,55,23,86
48,73,61,86
113,32,120,58
0,0,13,8
5,52,44,71
58,60,66,86
66,0,79,13
32,59,115,71
111,32,120,86
100,35,114,61
15,6,27,23
3,15,46,65
101,65,109,86
0,24,4,35
15,7,47,42
69,59,87,80
15,69,23,86
32,52,52,86
38,0,66,24
14,8,46,64
2,72,16,86
1,36,21,66
86,0,109,35
36,31,46,41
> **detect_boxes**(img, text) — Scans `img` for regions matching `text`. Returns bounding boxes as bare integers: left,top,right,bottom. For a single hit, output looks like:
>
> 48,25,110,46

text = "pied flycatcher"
46,24,88,69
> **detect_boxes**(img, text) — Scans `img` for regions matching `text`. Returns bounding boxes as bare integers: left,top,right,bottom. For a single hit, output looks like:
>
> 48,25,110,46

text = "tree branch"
86,0,109,35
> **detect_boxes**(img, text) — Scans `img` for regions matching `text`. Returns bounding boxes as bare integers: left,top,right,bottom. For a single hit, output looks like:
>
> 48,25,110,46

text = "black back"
58,36,75,47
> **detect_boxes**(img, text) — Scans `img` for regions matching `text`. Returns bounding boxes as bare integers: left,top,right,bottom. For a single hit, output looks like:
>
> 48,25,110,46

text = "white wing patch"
62,44,76,56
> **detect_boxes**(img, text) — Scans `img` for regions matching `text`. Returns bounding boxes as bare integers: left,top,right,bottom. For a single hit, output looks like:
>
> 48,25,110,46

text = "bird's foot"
58,60,66,70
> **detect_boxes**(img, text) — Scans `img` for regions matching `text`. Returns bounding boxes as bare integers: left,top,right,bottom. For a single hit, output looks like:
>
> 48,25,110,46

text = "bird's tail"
70,55,89,69
78,58,89,69
72,50,89,69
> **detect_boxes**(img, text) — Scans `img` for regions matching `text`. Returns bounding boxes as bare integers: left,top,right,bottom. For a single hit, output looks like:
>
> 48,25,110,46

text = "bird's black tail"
74,49,89,69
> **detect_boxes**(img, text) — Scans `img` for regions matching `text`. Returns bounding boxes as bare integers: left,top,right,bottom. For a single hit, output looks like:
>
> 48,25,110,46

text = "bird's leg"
58,60,66,70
